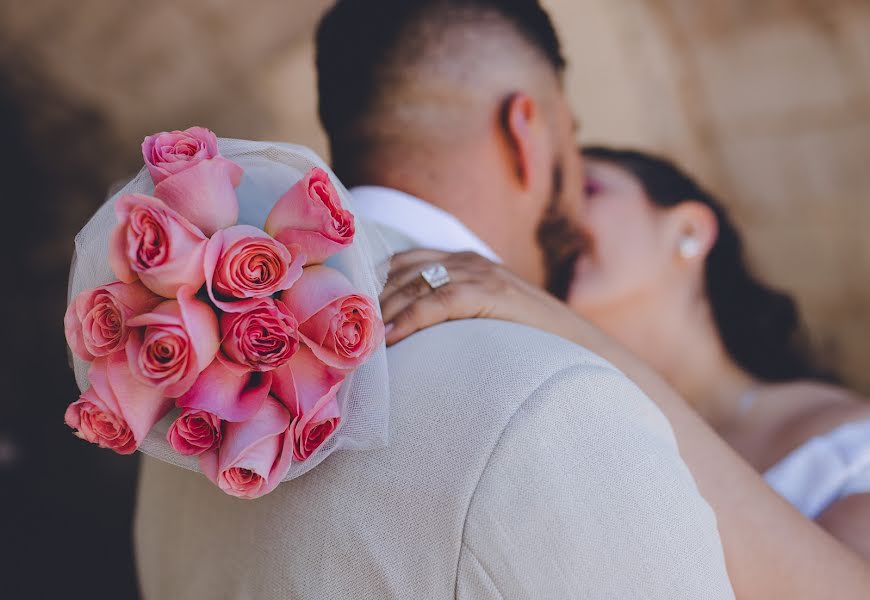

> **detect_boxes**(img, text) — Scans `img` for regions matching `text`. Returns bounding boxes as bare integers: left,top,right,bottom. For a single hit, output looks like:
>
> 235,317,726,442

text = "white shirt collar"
350,186,501,262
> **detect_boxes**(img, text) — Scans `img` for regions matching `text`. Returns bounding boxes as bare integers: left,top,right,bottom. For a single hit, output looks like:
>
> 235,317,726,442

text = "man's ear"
501,92,541,189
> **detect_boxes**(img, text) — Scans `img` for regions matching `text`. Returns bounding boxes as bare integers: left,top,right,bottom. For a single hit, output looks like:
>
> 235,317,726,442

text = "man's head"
316,0,584,286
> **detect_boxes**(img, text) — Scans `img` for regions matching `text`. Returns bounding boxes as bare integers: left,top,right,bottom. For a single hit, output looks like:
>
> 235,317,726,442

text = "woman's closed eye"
584,179,603,198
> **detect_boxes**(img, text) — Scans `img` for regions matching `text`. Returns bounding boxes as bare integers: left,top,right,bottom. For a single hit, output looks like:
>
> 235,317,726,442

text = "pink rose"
204,224,304,313
64,280,162,361
177,359,272,423
219,298,299,373
280,265,384,371
142,126,220,184
143,126,243,236
109,193,208,298
125,286,219,398
167,408,222,456
64,353,172,455
271,346,344,461
200,396,293,499
265,167,355,265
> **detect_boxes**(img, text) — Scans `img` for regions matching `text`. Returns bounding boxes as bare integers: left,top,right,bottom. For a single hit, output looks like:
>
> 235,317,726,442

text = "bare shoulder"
758,381,870,470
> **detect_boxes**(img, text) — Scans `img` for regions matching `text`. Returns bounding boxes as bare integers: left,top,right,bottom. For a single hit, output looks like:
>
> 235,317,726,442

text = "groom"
134,1,735,598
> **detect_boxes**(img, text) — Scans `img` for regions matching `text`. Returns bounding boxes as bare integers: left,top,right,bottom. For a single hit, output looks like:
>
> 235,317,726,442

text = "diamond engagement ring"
420,263,451,290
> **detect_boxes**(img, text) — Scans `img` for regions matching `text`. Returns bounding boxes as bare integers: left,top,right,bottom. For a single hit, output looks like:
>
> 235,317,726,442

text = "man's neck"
352,147,546,286
350,186,501,262
373,172,497,242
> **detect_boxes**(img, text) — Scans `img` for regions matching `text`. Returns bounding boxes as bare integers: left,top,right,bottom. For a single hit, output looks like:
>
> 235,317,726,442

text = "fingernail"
384,322,395,336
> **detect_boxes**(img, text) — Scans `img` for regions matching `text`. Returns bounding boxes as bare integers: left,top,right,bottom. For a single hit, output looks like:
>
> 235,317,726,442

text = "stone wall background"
1,1,867,597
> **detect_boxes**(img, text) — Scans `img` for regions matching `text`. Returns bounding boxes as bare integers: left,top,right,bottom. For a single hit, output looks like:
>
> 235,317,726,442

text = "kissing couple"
134,1,870,598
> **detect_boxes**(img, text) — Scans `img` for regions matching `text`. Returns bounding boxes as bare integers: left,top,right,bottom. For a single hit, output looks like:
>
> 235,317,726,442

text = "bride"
379,146,870,593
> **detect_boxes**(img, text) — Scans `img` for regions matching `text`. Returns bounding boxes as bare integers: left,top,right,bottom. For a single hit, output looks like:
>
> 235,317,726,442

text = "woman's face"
566,158,676,315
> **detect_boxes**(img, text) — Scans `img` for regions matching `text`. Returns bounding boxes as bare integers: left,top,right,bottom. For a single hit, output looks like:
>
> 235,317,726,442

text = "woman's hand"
380,249,568,345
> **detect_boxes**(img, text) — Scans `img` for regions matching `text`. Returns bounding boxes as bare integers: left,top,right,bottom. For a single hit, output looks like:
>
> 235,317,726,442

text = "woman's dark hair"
581,145,831,382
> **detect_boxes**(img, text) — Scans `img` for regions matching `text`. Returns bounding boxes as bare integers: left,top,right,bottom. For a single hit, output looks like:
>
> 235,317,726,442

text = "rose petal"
104,352,173,443
279,266,383,371
65,386,136,454
167,408,222,456
264,167,354,265
218,298,299,373
271,230,349,269
176,285,220,374
201,396,293,499
270,345,344,418
109,193,208,298
153,158,243,236
279,265,356,324
109,224,136,283
126,290,219,398
64,300,92,361
271,347,343,462
289,403,340,461
199,446,220,483
65,354,172,454
204,225,304,313
127,301,184,329
65,281,163,361
142,127,219,183
302,295,383,370
177,359,272,422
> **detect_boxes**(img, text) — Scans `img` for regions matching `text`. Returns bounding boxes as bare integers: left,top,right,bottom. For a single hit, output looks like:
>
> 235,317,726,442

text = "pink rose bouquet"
64,126,385,499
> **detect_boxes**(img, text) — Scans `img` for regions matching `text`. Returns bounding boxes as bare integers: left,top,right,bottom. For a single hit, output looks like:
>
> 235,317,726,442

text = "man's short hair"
315,0,565,176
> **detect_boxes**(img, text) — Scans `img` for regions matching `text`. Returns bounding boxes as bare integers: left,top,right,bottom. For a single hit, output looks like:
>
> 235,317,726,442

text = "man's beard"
536,162,588,301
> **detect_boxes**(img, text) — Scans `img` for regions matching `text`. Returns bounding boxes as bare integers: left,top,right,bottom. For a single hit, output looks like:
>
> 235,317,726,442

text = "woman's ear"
500,92,541,190
669,201,718,263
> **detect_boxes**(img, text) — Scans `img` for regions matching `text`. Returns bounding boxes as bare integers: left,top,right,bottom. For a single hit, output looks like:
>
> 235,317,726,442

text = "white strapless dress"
764,419,870,518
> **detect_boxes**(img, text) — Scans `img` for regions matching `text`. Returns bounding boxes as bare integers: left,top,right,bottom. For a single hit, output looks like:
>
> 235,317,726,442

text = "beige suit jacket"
134,225,734,599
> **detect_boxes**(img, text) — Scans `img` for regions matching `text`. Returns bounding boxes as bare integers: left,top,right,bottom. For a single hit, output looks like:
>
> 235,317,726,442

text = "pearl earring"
679,237,701,259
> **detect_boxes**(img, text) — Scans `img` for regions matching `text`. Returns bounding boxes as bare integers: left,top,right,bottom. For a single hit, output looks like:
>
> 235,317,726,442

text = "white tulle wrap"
67,138,392,482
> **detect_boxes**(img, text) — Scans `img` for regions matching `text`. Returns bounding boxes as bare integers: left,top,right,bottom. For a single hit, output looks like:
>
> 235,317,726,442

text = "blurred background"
1,0,867,597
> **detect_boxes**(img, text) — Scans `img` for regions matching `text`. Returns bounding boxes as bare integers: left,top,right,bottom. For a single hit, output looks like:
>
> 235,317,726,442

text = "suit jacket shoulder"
135,310,732,599
456,353,733,598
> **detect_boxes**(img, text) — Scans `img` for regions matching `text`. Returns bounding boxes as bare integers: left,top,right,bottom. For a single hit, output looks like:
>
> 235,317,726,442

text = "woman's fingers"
381,250,472,309
385,282,483,345
384,249,448,283
382,250,489,301
380,271,439,323
380,260,437,304
385,286,453,345
381,260,478,322
381,250,508,344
